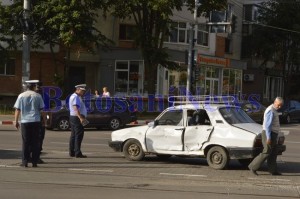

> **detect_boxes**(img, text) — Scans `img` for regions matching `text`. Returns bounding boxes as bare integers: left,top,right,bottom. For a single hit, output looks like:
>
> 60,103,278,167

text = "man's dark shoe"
75,154,87,158
271,171,282,176
69,152,75,157
32,164,38,168
37,159,45,164
20,163,28,168
250,169,258,176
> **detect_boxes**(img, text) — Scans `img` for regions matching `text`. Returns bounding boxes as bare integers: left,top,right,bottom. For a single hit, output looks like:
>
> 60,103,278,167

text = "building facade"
2,0,291,106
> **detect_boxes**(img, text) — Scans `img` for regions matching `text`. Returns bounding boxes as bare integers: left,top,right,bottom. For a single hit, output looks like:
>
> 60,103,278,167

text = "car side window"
194,109,211,125
158,110,183,126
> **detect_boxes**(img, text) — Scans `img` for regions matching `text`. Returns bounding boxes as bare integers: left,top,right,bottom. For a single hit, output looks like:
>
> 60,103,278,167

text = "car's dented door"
145,109,184,152
184,125,213,151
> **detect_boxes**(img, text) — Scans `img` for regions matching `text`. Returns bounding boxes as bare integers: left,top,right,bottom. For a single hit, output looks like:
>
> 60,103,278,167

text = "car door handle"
175,128,184,130
207,129,212,131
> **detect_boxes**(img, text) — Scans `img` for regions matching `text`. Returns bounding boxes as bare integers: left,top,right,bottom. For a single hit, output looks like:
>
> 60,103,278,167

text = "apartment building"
2,0,286,105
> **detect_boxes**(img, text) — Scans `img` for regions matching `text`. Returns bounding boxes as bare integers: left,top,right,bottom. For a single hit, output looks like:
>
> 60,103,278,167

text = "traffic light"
231,14,237,33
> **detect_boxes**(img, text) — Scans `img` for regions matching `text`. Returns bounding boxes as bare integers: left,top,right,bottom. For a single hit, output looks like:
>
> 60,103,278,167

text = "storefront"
167,55,246,97
195,55,243,96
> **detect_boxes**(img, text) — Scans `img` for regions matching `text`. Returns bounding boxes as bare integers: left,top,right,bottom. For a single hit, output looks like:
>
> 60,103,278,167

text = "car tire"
123,139,145,161
207,146,229,170
57,117,70,131
109,117,121,130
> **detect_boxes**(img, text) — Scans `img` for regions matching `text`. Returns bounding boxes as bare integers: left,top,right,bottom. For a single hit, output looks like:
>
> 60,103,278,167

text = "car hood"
232,123,262,135
111,125,149,141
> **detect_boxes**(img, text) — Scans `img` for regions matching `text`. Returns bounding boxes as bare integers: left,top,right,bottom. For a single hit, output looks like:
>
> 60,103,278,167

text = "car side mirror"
148,120,159,128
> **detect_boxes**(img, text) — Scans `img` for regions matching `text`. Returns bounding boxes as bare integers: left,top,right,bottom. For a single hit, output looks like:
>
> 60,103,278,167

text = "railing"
168,95,236,106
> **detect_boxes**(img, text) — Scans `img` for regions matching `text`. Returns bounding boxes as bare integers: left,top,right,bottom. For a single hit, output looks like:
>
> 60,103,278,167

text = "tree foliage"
0,0,112,89
105,0,227,94
248,0,300,98
250,0,300,70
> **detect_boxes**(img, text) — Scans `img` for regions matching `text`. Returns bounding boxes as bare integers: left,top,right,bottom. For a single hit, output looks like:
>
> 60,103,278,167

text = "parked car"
239,101,266,124
43,97,137,130
278,100,300,124
109,101,286,170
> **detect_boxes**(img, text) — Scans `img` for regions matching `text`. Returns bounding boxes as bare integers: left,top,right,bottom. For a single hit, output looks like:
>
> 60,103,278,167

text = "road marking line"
248,177,291,182
50,142,107,146
0,165,20,168
69,168,113,172
160,173,207,177
285,141,300,144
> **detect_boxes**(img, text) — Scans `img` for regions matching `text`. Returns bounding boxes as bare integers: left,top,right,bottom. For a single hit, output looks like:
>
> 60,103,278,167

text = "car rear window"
219,107,255,124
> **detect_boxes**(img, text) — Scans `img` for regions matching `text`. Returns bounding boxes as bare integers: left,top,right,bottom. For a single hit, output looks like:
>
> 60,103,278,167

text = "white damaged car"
109,102,286,170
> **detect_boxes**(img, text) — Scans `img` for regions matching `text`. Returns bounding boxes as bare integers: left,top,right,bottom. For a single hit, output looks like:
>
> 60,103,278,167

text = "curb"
0,121,16,125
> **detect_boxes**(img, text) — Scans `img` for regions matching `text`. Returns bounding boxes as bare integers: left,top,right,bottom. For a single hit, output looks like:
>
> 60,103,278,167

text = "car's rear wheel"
207,146,229,170
123,139,145,161
109,117,121,130
57,117,70,131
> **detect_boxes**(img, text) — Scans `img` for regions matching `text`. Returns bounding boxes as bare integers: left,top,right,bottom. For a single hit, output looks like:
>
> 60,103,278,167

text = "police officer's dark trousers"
69,116,84,156
248,130,278,173
21,122,40,165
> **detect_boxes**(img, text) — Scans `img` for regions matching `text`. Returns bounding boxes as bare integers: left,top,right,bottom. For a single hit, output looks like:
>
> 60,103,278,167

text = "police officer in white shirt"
69,84,88,158
14,80,45,167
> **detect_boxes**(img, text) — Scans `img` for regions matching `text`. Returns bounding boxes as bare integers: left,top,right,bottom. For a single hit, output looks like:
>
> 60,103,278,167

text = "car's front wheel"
109,117,121,130
123,139,145,161
57,117,70,131
207,146,229,170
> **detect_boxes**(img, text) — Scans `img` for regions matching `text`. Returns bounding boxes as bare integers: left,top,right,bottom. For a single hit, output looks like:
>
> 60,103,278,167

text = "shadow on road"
0,149,21,159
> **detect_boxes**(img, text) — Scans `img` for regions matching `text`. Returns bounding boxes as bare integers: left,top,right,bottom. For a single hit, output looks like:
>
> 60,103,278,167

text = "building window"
115,60,144,96
119,24,136,40
243,5,259,22
166,22,209,46
169,22,188,43
197,24,209,46
225,38,232,53
0,59,15,75
222,69,242,95
263,76,282,101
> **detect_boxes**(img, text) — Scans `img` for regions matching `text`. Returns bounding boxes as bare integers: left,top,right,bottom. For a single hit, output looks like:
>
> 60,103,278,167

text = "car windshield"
219,107,255,124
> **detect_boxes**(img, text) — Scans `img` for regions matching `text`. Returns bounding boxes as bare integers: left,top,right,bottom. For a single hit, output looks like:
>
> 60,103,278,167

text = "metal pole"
22,0,31,84
186,0,198,96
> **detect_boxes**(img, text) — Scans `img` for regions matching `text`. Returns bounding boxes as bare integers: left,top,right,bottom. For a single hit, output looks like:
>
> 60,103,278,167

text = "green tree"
0,0,112,92
248,0,300,98
0,2,21,64
105,0,227,95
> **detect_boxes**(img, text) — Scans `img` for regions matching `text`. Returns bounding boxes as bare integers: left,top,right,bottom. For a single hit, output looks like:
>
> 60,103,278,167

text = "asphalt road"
0,123,300,199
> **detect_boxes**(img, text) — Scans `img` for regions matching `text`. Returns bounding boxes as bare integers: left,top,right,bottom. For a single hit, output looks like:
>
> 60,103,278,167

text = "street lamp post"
186,0,199,97
22,0,31,84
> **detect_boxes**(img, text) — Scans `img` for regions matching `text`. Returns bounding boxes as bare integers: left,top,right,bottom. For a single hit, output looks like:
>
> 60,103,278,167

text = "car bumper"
108,141,123,152
228,145,286,159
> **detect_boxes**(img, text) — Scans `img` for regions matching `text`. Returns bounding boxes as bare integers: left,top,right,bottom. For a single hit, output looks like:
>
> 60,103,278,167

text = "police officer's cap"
75,84,86,91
